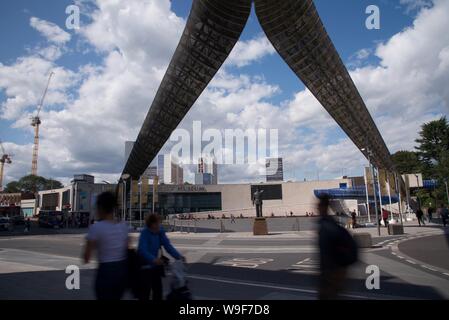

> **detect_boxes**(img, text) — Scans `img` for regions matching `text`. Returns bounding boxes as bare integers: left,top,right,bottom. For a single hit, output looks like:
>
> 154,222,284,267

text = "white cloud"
227,35,276,67
1,0,449,186
30,17,71,44
400,0,433,13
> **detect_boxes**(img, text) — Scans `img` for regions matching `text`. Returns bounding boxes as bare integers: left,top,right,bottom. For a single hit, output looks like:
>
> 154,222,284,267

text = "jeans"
138,268,163,301
95,260,127,300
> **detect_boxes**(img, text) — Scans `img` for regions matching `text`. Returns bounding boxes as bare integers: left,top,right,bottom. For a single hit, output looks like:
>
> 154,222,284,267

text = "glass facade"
148,192,222,215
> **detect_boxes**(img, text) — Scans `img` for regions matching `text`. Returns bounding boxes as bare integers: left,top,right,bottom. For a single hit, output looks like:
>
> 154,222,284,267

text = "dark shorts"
95,260,128,300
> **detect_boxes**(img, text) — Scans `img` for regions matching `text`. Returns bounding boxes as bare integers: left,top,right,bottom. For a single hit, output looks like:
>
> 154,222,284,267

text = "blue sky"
0,0,447,185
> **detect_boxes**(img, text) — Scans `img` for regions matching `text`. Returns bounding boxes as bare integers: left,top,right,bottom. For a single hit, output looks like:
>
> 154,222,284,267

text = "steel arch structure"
122,0,393,179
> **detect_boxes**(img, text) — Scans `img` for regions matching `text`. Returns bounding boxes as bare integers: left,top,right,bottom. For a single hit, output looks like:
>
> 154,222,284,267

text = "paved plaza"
0,220,448,300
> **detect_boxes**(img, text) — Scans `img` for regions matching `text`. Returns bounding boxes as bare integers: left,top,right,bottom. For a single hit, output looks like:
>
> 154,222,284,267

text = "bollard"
194,219,197,233
220,219,225,233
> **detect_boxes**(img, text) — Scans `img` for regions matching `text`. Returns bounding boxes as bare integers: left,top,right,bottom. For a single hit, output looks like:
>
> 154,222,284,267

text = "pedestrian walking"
137,214,185,300
416,208,425,226
382,209,389,228
83,192,129,300
438,204,448,227
428,207,433,222
351,210,357,229
317,195,358,300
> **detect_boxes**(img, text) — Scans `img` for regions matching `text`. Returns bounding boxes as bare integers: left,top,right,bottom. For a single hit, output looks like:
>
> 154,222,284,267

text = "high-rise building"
266,158,284,182
196,156,218,185
195,172,213,185
157,154,183,185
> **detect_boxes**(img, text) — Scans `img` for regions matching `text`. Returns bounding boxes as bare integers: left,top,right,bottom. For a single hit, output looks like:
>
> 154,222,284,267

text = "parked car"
0,217,12,231
11,215,25,225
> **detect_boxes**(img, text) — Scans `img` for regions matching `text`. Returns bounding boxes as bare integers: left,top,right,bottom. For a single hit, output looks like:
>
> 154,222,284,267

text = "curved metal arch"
254,0,393,170
123,0,394,180
123,0,252,178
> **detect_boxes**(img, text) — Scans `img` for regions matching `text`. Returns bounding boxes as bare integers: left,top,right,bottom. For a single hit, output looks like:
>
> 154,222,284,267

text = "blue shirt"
137,227,181,267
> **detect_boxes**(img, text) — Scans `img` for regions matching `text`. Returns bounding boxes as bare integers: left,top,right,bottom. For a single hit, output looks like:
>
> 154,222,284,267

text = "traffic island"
253,217,269,235
388,224,404,235
353,232,373,248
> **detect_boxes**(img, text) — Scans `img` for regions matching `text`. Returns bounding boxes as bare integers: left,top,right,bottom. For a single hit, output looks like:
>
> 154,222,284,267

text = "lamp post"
121,174,130,222
361,146,380,236
139,176,142,228
377,168,384,224
394,172,404,227
363,167,371,223
387,173,393,221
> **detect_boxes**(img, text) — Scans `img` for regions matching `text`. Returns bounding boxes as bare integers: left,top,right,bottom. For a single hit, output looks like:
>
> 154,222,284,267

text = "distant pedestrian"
317,195,358,300
416,208,425,226
351,210,357,229
428,207,433,222
438,204,448,227
83,192,129,300
382,210,389,228
137,214,185,300
25,218,31,233
231,215,236,224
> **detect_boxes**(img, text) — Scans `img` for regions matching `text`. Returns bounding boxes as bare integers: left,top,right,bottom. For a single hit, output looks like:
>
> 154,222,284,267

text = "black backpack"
333,224,359,267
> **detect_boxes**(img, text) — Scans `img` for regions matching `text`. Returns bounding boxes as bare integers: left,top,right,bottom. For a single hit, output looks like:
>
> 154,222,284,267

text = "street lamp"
361,146,381,236
121,173,130,222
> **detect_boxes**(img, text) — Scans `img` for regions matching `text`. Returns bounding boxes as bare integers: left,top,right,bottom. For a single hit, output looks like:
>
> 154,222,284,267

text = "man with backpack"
317,195,358,300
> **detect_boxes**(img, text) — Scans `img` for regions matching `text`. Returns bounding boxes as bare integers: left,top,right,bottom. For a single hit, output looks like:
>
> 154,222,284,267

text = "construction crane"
31,71,54,176
0,140,12,192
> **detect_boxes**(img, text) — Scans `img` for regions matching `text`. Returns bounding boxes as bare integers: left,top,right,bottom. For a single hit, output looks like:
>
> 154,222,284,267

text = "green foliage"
391,151,421,174
4,175,63,193
415,116,449,178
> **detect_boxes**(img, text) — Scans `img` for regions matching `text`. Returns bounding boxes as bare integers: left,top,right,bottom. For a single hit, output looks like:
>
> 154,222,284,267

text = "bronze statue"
253,189,264,218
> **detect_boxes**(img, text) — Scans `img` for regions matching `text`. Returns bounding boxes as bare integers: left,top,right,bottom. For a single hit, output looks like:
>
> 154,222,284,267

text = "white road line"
186,274,386,300
406,260,417,265
421,265,438,272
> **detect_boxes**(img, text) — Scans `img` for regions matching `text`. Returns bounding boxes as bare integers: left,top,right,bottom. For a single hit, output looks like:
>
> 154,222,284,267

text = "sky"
0,0,447,186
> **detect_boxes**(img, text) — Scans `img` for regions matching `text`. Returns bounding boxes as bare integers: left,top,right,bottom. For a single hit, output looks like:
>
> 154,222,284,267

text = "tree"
391,151,421,174
4,175,63,193
4,181,21,193
415,116,449,177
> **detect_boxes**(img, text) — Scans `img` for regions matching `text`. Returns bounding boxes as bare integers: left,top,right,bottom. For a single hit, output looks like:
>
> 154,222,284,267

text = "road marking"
421,265,438,272
214,258,274,269
406,260,417,265
443,273,449,277
186,274,406,300
291,258,319,274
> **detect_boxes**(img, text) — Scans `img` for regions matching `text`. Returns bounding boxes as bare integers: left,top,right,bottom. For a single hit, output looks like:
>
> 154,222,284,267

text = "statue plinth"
253,217,268,236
